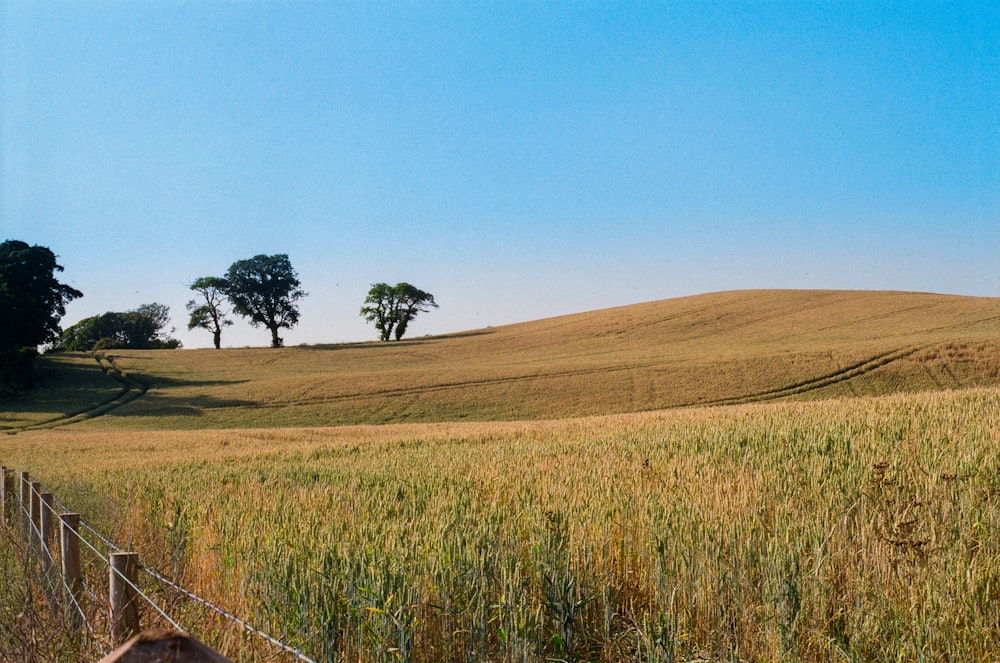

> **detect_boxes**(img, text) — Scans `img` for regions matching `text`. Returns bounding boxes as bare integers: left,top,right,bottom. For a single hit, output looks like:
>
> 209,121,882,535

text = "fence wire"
7,473,322,663
10,497,108,656
142,564,321,663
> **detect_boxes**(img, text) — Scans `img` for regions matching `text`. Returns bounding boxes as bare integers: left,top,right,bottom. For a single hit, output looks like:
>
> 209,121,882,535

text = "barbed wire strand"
54,491,321,662
20,477,322,662
58,566,109,656
38,486,182,634
57,510,186,633
46,495,117,609
53,495,123,554
37,498,110,654
14,494,108,656
21,498,57,568
55,490,317,663
141,564,322,663
108,554,186,632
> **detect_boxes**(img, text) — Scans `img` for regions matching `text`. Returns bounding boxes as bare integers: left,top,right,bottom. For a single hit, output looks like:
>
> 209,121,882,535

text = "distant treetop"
361,282,438,341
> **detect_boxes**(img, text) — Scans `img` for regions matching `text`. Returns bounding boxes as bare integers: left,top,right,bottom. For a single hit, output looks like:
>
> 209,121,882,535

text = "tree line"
1,240,439,389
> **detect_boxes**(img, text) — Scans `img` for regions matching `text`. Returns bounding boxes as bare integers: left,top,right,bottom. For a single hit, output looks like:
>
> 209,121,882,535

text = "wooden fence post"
39,492,55,572
110,552,141,644
0,467,12,524
60,513,83,631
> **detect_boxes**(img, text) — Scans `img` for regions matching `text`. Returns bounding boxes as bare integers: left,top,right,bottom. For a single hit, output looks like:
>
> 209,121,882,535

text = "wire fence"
18,491,110,657
1,466,321,663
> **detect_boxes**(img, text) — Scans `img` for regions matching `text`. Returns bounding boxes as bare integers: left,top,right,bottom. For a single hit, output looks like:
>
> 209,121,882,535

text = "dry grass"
22,289,1000,430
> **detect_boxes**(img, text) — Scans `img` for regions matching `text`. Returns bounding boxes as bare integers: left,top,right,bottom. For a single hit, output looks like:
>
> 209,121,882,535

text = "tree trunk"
269,326,282,348
212,328,221,350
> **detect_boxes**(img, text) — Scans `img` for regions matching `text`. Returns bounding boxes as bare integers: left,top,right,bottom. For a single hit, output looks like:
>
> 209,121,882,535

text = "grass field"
1,289,999,661
5,289,998,432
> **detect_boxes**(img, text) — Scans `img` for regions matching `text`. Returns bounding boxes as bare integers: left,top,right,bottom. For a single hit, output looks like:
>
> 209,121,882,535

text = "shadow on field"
101,392,257,418
141,376,253,389
98,373,256,419
1,358,121,417
2,354,258,429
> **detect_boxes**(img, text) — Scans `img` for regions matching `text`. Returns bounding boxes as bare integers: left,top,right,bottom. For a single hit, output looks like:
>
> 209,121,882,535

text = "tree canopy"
225,254,305,348
0,240,83,354
55,303,180,351
360,282,438,341
0,240,82,391
187,276,233,349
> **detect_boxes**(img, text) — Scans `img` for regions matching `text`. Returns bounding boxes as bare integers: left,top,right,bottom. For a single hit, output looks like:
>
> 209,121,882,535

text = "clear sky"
2,1,998,348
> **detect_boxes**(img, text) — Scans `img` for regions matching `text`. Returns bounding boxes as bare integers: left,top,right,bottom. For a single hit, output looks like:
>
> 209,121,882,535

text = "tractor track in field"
4,342,944,430
5,354,148,433
242,343,934,413
691,344,929,407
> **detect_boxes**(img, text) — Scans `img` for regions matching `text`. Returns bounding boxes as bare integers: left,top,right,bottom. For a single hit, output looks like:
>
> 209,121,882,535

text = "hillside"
5,289,999,431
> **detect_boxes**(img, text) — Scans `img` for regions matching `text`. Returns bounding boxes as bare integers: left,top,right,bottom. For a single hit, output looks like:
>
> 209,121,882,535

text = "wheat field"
1,290,999,661
3,389,999,661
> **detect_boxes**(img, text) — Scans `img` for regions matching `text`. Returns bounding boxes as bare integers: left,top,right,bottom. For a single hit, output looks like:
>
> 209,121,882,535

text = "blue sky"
2,1,998,348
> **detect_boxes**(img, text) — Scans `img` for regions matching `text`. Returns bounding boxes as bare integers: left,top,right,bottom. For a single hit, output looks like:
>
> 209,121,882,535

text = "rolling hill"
4,289,999,431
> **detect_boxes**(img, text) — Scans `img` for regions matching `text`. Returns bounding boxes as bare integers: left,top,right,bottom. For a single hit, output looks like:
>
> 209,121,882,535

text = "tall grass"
3,388,998,660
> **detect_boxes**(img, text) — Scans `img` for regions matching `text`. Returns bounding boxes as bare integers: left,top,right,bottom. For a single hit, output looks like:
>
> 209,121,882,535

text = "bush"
54,304,180,351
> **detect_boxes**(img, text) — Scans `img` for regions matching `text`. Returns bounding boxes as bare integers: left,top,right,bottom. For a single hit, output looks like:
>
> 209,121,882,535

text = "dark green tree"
123,303,174,348
360,282,398,341
55,312,127,351
225,254,305,348
0,240,83,353
55,304,179,351
186,276,233,349
360,282,438,341
392,283,438,340
0,240,83,390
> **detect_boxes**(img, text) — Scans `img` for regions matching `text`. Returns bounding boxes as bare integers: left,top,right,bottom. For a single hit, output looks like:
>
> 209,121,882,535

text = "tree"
392,283,439,340
123,303,175,348
55,303,180,351
0,240,83,391
224,254,305,348
0,240,83,354
360,282,438,341
186,276,233,349
55,313,127,351
359,283,398,341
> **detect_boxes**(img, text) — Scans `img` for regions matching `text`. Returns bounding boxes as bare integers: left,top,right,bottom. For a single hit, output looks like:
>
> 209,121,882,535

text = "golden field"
1,289,999,662
4,289,998,432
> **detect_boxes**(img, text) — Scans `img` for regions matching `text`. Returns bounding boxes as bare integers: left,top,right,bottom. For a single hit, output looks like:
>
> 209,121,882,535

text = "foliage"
224,254,305,348
360,282,438,341
55,303,180,351
0,240,82,390
186,276,233,350
359,282,397,341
